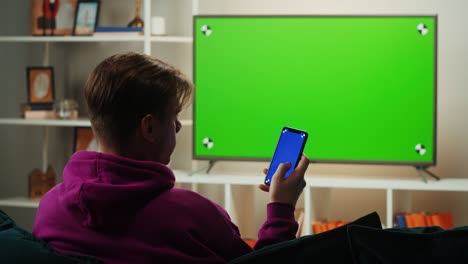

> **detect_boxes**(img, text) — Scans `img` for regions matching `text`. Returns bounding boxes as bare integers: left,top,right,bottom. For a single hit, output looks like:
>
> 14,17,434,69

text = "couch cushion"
0,209,101,263
347,225,468,264
229,211,382,264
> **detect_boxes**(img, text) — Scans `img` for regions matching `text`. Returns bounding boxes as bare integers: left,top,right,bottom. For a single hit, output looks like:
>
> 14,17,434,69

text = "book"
396,214,407,228
27,103,54,111
431,212,454,229
439,212,454,229
24,110,55,119
412,213,428,227
327,221,338,231
336,221,346,228
20,103,54,118
93,31,143,37
311,220,347,234
312,223,324,234
426,214,434,226
93,26,144,37
404,214,415,228
95,26,143,32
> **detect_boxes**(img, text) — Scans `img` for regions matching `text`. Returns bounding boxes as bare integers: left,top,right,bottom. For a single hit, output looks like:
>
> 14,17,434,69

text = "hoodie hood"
61,151,175,230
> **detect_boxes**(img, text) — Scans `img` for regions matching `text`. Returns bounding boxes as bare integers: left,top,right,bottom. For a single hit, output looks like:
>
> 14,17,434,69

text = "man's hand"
258,155,309,206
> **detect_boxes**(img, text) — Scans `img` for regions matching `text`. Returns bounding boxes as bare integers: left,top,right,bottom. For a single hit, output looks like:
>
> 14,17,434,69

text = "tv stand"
415,166,441,183
188,160,217,176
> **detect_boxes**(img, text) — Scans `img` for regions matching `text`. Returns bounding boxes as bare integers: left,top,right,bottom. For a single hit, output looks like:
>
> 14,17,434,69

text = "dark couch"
0,209,101,263
2,209,468,264
230,211,382,264
230,212,468,264
348,225,468,264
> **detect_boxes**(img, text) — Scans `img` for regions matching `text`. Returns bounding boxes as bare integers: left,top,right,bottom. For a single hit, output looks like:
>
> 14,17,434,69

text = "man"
33,52,309,263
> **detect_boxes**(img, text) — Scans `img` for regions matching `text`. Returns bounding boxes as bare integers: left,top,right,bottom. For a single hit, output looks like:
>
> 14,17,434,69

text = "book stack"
312,220,349,234
93,27,144,37
395,211,454,229
22,103,55,119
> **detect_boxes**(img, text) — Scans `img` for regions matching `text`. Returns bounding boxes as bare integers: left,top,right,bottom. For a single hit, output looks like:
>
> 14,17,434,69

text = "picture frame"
73,127,98,152
29,165,56,200
26,66,55,104
72,0,100,36
31,0,79,36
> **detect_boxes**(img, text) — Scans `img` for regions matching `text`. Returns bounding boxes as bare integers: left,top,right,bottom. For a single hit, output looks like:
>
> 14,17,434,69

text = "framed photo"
73,0,100,36
73,127,98,152
31,0,79,36
27,66,55,104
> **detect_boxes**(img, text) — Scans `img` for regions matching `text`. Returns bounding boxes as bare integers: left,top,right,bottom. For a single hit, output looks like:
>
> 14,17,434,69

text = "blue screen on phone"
264,127,308,185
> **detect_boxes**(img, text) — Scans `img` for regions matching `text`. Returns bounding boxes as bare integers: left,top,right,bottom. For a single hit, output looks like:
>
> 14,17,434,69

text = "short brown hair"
84,52,192,148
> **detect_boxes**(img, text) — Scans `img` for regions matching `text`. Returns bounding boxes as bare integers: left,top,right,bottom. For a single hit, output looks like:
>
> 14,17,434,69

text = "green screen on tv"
194,16,436,165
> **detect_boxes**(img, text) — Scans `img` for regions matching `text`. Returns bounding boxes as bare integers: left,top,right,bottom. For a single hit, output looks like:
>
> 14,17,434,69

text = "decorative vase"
128,0,144,28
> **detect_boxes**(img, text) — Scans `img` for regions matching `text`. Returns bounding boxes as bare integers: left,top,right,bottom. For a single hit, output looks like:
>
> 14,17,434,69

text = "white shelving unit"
3,170,467,236
176,172,468,235
0,0,197,215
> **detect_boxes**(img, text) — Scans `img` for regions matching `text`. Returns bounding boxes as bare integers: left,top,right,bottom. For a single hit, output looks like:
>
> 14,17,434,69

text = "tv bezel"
192,15,438,167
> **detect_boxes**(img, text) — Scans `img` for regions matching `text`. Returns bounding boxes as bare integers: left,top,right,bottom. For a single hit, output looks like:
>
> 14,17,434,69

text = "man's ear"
141,114,156,143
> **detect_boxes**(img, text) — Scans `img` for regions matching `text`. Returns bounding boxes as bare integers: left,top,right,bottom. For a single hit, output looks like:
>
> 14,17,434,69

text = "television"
193,15,437,166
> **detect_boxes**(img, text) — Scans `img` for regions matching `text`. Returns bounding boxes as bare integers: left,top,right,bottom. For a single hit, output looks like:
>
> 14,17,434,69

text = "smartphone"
264,127,308,185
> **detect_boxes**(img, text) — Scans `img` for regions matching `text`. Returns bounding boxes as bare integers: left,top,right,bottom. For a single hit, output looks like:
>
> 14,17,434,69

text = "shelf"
0,36,145,42
0,118,91,127
0,197,40,208
176,170,263,185
3,171,467,234
308,176,468,191
176,170,468,191
0,118,192,127
150,36,193,43
172,171,468,234
0,174,463,201
0,35,192,43
180,120,193,126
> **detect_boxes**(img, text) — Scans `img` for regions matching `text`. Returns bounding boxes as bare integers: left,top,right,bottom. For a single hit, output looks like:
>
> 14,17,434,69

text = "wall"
0,0,467,238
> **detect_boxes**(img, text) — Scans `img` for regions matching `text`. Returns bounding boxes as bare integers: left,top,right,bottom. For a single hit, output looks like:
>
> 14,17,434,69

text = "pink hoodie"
33,151,298,263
